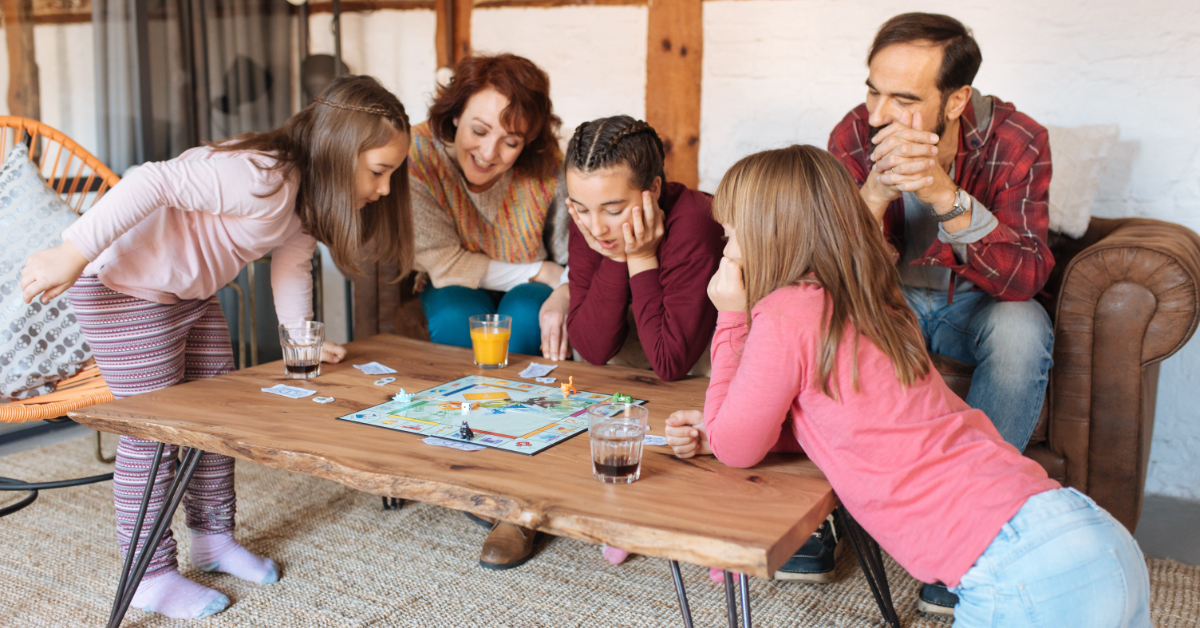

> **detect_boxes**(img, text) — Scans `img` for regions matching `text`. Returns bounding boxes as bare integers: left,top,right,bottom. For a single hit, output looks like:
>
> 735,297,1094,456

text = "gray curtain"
93,0,294,173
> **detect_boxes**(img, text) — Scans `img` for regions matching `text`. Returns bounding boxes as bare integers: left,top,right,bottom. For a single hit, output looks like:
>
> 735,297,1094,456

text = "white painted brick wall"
310,10,438,124
472,5,647,149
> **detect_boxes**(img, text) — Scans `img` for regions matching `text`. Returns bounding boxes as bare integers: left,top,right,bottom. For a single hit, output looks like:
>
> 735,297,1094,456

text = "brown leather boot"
479,522,536,570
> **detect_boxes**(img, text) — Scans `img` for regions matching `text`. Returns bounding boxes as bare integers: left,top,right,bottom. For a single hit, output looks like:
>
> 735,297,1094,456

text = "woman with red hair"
408,53,568,570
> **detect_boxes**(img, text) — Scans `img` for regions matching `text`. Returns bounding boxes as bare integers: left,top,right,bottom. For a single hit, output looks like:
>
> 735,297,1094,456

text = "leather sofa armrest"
1050,217,1200,529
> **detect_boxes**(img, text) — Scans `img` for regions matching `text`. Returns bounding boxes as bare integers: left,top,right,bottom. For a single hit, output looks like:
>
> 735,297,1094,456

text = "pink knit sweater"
705,283,1059,586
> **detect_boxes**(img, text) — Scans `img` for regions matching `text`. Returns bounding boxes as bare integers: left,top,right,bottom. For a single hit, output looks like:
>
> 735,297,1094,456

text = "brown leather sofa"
354,216,1200,535
933,217,1200,533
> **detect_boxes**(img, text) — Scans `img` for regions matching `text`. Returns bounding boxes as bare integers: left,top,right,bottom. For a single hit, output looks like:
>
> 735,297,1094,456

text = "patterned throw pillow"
0,142,91,400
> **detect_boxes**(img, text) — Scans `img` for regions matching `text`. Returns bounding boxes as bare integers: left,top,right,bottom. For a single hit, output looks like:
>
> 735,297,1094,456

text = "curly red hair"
427,53,562,179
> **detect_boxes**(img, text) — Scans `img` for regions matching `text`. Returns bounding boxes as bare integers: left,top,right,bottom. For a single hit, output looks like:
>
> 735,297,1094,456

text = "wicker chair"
0,117,121,515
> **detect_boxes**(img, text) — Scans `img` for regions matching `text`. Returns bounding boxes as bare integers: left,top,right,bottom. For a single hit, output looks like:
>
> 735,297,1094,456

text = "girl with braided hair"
564,116,724,564
565,116,724,382
20,75,414,620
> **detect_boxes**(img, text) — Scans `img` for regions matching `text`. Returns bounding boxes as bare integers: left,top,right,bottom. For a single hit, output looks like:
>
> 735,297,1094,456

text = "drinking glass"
469,314,511,369
279,321,324,379
587,403,649,483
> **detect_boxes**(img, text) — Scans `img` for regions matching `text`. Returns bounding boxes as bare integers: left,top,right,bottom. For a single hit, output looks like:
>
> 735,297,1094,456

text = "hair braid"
565,115,666,190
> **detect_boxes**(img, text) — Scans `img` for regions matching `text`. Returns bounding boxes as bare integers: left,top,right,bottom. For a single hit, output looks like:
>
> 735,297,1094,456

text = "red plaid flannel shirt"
828,95,1054,302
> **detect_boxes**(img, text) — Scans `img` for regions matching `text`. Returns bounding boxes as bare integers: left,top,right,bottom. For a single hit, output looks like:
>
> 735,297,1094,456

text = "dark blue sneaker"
918,582,958,616
773,515,842,583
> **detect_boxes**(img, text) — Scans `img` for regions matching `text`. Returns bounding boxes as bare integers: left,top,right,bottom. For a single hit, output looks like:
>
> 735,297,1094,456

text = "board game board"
336,375,643,455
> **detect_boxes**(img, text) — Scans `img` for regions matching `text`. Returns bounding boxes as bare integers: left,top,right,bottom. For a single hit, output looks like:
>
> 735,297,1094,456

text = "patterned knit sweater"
408,122,569,290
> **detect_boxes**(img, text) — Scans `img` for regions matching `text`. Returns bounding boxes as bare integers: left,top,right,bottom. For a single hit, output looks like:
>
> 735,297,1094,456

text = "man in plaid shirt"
787,13,1053,614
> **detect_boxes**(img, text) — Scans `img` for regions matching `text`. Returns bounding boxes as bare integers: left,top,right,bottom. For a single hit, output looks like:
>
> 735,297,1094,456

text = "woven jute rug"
1,435,1196,628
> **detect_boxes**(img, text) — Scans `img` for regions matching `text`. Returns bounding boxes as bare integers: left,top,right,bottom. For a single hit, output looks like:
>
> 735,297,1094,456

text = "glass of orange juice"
469,314,512,369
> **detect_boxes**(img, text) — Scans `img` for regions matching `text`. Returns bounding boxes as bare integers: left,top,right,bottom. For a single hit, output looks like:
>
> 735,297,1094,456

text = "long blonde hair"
213,75,414,278
712,144,929,398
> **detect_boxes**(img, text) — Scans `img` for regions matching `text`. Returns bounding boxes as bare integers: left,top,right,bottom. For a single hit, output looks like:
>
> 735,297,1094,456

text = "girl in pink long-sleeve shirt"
20,76,415,621
666,145,1149,626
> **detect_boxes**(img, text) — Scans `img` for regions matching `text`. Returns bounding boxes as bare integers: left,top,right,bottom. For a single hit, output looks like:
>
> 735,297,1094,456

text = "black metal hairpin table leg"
107,446,204,628
669,560,695,628
837,506,900,628
382,497,405,510
739,572,752,628
723,570,739,627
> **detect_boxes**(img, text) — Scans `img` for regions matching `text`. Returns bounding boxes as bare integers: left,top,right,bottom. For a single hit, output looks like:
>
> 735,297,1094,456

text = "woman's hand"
532,260,566,288
665,410,712,459
568,199,625,263
21,241,89,304
706,256,747,313
320,341,346,364
623,190,664,276
538,283,571,361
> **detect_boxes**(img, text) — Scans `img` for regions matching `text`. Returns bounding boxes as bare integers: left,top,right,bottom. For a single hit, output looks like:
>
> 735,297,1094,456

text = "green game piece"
612,393,632,403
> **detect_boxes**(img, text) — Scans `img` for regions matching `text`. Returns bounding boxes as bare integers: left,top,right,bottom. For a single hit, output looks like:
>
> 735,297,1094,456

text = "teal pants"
418,283,552,356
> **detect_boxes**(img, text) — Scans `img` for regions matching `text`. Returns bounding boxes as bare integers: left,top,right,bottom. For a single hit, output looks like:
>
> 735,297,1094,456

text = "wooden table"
72,335,898,628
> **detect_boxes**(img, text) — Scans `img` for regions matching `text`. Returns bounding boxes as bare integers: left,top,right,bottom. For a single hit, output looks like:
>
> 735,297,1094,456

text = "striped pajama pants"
69,276,238,578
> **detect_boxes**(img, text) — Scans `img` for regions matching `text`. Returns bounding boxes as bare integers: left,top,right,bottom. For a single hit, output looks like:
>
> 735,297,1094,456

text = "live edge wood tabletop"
69,334,835,578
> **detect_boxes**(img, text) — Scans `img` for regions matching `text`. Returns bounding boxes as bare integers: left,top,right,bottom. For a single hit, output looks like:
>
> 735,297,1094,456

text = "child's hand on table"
320,342,346,364
665,410,713,459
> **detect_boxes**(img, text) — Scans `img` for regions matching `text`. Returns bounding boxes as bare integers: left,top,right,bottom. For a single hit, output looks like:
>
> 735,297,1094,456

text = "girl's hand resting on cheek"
706,256,747,313
320,342,346,364
568,199,625,263
665,410,712,459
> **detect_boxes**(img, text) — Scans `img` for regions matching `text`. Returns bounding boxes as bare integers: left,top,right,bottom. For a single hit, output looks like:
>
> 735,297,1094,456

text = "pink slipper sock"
601,544,631,565
710,567,740,583
190,532,279,584
131,570,229,620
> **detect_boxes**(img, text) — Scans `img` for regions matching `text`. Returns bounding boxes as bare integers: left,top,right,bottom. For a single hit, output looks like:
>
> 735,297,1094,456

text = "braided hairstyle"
565,115,666,190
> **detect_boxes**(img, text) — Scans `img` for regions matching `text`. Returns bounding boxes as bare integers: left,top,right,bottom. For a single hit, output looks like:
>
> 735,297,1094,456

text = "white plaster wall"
702,0,1200,501
472,5,647,148
309,9,438,124
0,24,98,155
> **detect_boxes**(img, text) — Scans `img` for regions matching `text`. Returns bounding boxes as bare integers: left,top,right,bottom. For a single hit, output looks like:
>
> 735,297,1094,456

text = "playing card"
421,437,486,452
353,362,397,375
262,384,317,399
518,363,557,378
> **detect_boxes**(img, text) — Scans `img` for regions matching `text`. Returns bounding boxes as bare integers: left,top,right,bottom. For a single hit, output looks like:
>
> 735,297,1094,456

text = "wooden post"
645,0,701,189
435,0,472,68
3,0,40,120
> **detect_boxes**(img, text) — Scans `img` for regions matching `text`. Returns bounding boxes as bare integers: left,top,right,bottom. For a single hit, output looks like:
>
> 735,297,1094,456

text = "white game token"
374,377,396,386
313,396,335,404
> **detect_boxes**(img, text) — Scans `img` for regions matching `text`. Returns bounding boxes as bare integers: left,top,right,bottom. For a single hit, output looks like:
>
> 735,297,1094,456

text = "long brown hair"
712,145,929,398
427,53,561,179
565,115,665,190
212,75,414,278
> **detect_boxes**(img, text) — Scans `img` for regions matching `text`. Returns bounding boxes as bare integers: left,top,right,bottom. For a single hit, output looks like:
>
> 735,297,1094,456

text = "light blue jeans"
951,487,1150,628
901,286,1053,451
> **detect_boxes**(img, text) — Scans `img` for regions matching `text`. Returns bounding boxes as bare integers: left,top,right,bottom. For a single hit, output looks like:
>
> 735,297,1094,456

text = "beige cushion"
1045,124,1120,239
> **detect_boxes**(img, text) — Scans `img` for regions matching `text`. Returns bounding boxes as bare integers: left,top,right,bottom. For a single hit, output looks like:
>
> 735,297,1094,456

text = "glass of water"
279,321,324,379
587,402,649,484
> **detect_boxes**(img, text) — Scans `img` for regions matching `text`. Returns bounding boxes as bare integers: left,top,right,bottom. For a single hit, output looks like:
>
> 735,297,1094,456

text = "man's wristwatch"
933,187,971,222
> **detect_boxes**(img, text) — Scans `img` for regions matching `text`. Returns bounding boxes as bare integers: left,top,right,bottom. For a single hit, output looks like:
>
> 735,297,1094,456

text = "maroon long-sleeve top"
567,182,724,381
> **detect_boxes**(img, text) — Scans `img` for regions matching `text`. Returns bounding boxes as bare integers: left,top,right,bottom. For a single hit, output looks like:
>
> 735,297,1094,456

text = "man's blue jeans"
418,283,552,356
951,488,1150,627
901,286,1052,451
